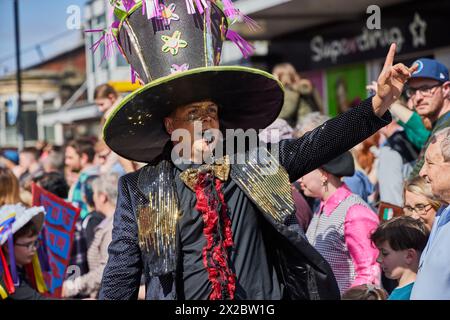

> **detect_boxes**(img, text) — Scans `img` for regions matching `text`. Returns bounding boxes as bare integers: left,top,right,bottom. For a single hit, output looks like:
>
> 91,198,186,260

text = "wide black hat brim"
103,66,284,163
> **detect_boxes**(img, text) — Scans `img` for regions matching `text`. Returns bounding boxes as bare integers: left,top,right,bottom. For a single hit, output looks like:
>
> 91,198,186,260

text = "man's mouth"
203,130,215,145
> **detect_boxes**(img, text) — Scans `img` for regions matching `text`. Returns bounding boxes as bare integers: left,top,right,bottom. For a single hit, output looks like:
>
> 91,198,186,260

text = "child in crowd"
342,284,388,300
370,216,429,300
0,204,52,300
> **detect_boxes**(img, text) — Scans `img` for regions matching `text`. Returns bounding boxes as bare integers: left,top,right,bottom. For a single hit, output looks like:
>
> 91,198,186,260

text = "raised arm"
279,43,417,181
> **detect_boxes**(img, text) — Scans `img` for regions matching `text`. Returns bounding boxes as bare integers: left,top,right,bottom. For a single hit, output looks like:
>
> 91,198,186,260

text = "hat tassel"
0,247,15,295
240,14,260,32
221,0,238,20
142,0,162,19
121,0,137,11
6,233,19,287
226,29,255,58
85,21,121,63
24,254,48,294
195,0,209,14
185,0,209,15
0,284,7,299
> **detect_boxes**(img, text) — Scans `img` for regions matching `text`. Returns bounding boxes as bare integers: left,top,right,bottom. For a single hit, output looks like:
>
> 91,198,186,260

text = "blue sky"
0,0,88,75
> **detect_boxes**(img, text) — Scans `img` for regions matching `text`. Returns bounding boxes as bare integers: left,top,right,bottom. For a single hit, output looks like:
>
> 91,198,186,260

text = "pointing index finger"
383,43,397,71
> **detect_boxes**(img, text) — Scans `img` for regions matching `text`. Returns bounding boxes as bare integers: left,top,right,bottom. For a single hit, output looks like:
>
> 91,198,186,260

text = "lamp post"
14,0,24,150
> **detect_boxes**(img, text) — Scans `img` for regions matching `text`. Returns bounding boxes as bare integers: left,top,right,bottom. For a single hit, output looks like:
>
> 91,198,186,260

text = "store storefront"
269,0,450,116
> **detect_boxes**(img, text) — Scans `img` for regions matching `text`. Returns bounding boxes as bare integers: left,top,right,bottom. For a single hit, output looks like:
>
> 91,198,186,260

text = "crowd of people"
268,57,450,300
0,82,145,300
0,0,449,301
0,53,449,300
1,55,448,300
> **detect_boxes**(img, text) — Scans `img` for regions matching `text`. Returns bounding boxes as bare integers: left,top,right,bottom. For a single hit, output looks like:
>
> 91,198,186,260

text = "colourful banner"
32,183,80,298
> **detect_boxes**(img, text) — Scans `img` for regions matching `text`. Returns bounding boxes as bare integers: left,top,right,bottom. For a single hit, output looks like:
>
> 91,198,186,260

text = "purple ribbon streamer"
195,0,205,14
7,231,19,286
122,0,136,12
131,66,137,84
37,232,50,272
185,0,196,14
222,0,238,19
226,29,254,59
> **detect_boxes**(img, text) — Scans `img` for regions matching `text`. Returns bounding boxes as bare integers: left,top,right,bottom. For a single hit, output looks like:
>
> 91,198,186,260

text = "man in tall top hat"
97,0,417,300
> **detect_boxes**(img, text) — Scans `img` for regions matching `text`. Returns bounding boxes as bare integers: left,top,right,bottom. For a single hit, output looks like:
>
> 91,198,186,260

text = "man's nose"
419,165,427,178
411,211,421,219
413,94,422,105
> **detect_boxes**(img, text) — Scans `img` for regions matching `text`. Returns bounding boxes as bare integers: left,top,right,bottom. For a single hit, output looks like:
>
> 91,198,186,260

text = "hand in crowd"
372,43,418,117
272,63,313,94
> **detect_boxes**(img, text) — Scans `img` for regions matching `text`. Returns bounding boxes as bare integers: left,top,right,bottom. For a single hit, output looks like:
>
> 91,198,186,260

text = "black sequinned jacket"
99,98,391,300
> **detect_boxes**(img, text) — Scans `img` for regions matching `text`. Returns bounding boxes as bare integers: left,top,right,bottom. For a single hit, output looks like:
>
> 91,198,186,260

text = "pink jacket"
317,184,381,287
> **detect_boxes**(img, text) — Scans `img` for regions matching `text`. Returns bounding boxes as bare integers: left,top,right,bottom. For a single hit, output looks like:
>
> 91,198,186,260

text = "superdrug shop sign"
269,0,450,71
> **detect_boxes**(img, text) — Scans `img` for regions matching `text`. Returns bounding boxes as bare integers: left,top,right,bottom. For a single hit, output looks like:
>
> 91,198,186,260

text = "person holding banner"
0,204,51,300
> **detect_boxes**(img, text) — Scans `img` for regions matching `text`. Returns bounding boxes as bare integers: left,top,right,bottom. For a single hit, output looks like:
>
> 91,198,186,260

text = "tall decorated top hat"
93,0,284,162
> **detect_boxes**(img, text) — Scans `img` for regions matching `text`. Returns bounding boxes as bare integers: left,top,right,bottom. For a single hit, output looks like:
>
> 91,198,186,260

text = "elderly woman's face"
403,190,436,231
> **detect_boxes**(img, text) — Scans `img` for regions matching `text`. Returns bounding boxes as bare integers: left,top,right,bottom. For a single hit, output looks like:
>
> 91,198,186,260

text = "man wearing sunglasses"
407,58,450,178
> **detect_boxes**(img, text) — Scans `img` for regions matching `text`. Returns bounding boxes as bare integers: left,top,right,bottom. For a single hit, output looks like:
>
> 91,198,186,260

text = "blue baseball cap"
1,150,19,165
410,58,449,83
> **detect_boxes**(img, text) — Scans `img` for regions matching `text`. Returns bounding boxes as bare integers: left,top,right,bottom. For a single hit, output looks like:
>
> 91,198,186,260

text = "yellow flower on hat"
161,31,188,55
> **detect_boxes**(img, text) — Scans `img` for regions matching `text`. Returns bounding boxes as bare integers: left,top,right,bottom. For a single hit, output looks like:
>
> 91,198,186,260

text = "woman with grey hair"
62,172,119,299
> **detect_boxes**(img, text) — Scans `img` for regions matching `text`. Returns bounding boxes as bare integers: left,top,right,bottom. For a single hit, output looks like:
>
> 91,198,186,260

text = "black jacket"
99,98,391,300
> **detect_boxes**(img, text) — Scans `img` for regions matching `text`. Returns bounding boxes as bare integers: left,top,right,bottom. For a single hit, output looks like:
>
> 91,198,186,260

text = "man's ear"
442,81,450,99
100,193,108,205
81,153,89,166
164,117,174,135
